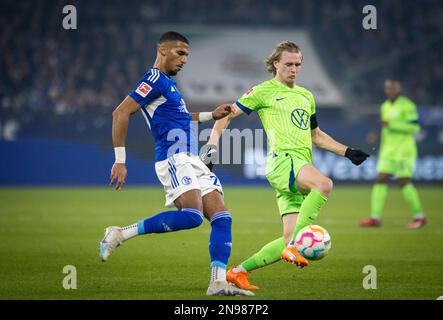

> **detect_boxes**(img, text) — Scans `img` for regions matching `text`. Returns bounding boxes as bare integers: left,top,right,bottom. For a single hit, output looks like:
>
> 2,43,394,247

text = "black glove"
345,147,370,166
200,144,218,171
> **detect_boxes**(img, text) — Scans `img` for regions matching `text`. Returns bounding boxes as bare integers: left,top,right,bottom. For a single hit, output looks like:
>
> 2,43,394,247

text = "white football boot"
99,226,124,262
206,280,254,296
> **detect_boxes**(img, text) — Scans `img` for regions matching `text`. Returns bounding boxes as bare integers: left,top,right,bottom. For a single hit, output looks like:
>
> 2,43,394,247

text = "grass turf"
0,186,442,300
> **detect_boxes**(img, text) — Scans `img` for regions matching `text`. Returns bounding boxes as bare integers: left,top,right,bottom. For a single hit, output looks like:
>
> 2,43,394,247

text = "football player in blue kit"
99,31,253,296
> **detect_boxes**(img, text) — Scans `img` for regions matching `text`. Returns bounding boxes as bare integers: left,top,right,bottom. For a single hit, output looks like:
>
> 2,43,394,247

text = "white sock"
232,264,247,273
414,212,425,219
210,265,227,283
121,223,138,241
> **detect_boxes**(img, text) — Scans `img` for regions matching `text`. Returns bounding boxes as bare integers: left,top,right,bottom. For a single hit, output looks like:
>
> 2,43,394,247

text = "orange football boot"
281,246,309,268
226,266,259,290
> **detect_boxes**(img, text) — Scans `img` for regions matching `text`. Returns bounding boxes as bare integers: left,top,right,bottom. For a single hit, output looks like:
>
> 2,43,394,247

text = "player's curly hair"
264,41,301,75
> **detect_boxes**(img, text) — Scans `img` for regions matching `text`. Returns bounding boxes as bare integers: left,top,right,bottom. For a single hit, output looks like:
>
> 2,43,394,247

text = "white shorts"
155,152,223,208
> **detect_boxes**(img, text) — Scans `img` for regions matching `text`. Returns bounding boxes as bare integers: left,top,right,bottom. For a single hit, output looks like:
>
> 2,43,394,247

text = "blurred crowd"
1,0,442,117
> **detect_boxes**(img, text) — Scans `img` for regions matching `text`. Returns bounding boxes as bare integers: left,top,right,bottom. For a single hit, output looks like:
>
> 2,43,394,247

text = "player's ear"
273,60,279,71
157,43,168,56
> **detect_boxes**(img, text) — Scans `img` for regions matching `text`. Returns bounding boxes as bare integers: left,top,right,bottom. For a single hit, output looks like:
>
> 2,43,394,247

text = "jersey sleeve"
236,86,263,115
380,102,389,122
129,70,164,107
308,92,318,129
389,99,420,134
403,99,419,122
309,92,316,116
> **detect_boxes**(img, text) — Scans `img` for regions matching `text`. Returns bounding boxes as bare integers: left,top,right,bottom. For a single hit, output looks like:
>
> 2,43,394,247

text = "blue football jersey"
129,68,197,161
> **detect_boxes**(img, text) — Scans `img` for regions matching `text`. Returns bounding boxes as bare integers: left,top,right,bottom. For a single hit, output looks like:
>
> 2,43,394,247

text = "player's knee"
316,177,333,196
376,174,390,184
397,179,411,188
179,200,203,213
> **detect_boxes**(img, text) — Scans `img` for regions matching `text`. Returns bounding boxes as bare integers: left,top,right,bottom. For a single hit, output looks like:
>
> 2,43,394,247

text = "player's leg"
226,219,297,291
252,154,310,267
202,190,231,284
99,189,204,261
360,172,390,227
235,197,303,273
202,190,253,296
230,213,297,273
397,158,426,229
228,236,285,290
227,194,304,289
289,164,332,239
280,164,331,265
99,154,204,261
135,189,204,235
360,156,394,227
282,213,298,245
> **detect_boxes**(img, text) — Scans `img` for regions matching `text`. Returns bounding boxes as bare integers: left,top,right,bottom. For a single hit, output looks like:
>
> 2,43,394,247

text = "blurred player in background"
360,80,426,229
201,41,369,290
99,31,253,296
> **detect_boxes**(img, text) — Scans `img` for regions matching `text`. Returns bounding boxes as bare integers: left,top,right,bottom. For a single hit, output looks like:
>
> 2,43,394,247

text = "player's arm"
208,103,244,145
190,104,233,123
200,103,245,169
311,120,369,166
110,96,140,190
201,86,258,170
311,127,347,156
110,70,162,190
388,120,419,134
385,102,420,134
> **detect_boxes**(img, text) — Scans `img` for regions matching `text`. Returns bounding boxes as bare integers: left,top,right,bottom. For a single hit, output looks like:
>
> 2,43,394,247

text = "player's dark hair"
385,79,401,85
265,41,301,75
384,79,402,90
158,31,189,45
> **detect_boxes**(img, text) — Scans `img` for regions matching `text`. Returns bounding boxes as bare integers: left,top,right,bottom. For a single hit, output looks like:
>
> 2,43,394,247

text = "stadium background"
1,0,443,300
1,0,442,185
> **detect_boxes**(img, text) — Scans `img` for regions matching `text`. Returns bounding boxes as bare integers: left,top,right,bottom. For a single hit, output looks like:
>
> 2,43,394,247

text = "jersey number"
210,175,220,186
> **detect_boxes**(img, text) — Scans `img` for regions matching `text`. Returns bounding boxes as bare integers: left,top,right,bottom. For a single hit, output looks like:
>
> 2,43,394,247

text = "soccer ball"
294,225,331,260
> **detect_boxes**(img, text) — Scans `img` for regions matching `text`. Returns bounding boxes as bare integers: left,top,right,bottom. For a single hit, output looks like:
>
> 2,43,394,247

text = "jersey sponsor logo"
135,82,152,98
182,176,192,185
291,108,310,130
178,98,189,113
243,88,254,97
162,223,172,232
224,242,232,248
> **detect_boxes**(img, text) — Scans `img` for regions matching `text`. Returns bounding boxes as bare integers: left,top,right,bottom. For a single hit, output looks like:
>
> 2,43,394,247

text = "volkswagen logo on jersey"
291,108,310,130
182,176,192,185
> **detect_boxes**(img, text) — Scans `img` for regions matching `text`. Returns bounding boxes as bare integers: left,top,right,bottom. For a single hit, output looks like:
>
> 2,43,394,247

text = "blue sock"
137,208,203,234
209,211,232,269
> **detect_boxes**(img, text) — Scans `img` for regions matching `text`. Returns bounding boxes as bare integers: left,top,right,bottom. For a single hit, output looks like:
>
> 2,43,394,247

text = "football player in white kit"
99,31,253,296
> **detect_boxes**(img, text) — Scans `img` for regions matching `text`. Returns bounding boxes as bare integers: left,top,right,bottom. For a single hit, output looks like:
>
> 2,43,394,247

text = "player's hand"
382,121,389,127
110,163,127,190
200,144,218,171
212,104,232,120
345,147,370,166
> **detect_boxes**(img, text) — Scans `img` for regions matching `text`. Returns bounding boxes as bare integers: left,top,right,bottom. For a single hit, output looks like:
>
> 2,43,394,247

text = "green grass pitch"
0,186,442,300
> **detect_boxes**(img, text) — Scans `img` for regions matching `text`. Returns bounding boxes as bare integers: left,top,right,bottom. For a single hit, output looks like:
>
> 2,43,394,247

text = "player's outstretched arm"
200,103,244,170
383,101,420,134
110,96,140,190
311,127,369,166
384,119,420,134
208,103,244,145
191,103,233,123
